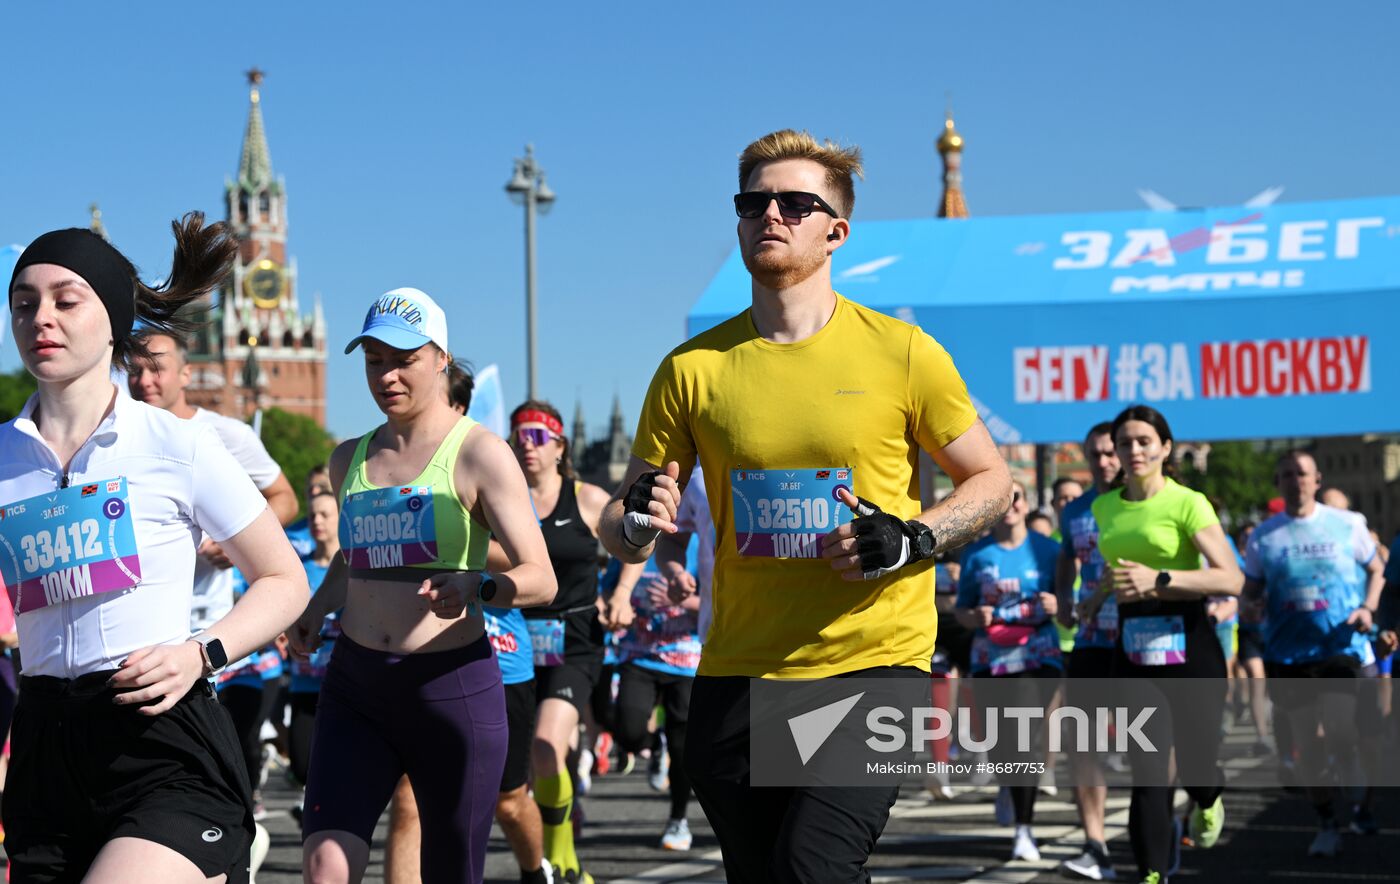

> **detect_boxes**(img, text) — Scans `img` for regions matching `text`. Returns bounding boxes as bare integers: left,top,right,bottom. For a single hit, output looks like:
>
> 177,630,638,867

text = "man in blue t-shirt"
1243,450,1385,858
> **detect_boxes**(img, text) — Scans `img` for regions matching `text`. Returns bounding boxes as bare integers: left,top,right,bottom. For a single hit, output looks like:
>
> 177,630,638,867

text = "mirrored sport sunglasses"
733,190,840,220
512,427,562,448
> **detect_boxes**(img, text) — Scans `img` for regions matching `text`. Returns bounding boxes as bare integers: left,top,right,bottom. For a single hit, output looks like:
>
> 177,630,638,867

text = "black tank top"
528,479,601,617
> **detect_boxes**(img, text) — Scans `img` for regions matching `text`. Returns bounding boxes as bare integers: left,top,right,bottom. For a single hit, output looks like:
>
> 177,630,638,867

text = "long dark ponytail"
114,212,237,372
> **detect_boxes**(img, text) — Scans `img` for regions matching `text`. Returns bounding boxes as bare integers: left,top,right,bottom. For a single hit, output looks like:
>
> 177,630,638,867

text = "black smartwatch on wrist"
1155,570,1173,591
902,520,937,563
479,575,498,604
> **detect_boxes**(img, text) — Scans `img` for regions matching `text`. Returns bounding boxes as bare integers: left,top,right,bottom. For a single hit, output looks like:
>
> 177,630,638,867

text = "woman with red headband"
509,400,643,884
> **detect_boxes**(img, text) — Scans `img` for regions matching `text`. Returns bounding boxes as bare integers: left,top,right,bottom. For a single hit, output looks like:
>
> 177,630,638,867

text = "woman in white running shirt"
0,215,309,884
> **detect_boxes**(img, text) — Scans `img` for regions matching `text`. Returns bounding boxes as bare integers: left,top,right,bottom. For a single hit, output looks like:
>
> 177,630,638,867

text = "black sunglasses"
733,191,840,220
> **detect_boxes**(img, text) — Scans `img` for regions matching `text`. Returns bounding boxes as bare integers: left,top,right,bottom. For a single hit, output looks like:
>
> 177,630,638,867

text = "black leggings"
973,667,1059,826
616,663,692,820
289,691,319,787
1115,623,1227,878
219,681,279,791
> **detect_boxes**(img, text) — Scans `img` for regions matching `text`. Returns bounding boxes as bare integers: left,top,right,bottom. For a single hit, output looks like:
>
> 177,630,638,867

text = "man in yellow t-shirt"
600,129,1011,883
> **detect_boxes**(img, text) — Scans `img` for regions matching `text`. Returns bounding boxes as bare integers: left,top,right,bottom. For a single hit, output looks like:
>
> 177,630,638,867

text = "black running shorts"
2,672,253,884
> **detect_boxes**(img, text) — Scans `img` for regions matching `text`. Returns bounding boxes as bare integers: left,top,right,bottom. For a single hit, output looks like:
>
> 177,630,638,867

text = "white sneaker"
1308,823,1342,857
249,822,270,883
1060,847,1118,880
925,768,956,801
661,817,692,851
994,786,1014,826
1038,767,1058,797
648,744,670,793
538,858,556,883
1011,826,1040,862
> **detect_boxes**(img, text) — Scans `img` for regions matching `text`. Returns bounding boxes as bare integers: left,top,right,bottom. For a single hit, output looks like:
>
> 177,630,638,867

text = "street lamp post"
505,145,556,400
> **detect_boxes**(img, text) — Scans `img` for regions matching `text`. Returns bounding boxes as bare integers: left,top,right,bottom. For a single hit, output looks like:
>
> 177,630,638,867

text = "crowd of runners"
0,127,1395,884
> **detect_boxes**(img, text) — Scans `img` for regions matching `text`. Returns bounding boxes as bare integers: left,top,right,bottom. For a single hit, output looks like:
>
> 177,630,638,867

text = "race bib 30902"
339,485,439,569
730,468,854,559
0,478,143,613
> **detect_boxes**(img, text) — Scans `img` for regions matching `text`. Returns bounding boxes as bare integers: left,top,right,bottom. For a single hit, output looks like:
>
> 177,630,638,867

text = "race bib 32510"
0,478,142,613
730,468,854,559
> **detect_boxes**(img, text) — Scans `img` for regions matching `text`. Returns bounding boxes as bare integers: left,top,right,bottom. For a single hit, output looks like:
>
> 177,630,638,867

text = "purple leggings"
302,634,507,884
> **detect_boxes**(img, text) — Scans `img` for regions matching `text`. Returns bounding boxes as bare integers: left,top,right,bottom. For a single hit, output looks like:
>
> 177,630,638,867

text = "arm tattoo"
929,486,1008,553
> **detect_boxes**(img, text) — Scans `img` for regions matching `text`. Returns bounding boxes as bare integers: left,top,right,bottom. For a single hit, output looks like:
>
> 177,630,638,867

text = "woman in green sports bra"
288,287,557,884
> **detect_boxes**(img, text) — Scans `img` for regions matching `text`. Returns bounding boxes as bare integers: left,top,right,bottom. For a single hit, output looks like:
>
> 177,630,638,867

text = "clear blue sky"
4,2,1398,441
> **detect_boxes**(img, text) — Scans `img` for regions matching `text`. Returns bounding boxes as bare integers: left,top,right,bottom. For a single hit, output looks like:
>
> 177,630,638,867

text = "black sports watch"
479,576,498,604
1155,570,1173,592
902,520,937,563
191,634,229,677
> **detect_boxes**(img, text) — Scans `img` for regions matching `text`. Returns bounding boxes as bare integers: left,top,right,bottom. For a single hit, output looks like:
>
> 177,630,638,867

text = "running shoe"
1010,826,1040,862
924,769,956,801
619,752,637,776
648,746,670,792
1038,767,1058,797
593,732,613,776
661,818,692,851
1060,846,1118,880
1307,822,1342,857
1189,796,1224,849
560,869,594,884
249,822,270,883
251,790,268,822
1105,752,1130,773
1350,805,1378,835
1138,872,1162,884
994,786,1014,826
521,858,555,884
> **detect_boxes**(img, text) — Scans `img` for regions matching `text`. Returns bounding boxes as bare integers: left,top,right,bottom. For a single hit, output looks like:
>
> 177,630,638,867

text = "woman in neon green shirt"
1090,405,1242,884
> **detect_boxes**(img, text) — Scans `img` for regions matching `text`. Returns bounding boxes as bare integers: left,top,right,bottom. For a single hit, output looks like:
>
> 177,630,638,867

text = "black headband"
8,228,136,345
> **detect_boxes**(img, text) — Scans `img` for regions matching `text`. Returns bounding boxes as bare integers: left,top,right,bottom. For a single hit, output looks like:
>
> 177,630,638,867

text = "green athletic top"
340,416,490,578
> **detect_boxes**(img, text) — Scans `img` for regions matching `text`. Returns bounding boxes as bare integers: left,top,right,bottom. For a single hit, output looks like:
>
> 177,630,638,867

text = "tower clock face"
243,259,286,309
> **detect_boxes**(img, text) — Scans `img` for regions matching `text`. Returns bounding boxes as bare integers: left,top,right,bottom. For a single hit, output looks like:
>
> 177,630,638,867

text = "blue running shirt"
1244,504,1376,665
957,533,1063,675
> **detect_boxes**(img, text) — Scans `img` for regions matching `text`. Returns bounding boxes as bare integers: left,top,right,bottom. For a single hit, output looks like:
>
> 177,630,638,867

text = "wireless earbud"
827,233,840,242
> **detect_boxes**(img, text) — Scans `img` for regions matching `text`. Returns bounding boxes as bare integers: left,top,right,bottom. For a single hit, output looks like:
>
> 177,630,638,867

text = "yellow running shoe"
1190,795,1225,849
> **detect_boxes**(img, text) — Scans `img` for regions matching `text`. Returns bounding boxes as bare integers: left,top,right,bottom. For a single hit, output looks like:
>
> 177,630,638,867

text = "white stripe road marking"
607,849,725,884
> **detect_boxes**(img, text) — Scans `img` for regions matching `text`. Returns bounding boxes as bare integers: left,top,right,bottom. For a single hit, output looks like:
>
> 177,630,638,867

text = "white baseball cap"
345,287,450,355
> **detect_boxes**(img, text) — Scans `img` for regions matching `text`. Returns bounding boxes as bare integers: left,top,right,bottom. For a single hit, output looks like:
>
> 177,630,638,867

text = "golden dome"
937,113,964,153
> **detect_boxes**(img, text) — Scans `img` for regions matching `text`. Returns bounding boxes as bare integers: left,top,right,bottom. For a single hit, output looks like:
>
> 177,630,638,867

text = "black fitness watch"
479,575,498,604
191,634,229,677
1155,570,1173,592
903,520,937,563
